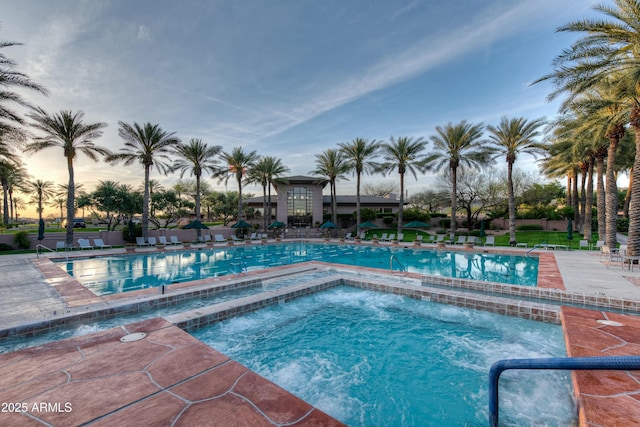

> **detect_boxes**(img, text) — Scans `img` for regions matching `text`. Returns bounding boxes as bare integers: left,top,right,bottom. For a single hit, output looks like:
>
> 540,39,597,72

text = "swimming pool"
192,286,575,426
56,243,539,295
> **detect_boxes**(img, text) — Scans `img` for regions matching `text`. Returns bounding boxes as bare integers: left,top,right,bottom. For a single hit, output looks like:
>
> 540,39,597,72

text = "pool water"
193,287,575,426
57,243,538,295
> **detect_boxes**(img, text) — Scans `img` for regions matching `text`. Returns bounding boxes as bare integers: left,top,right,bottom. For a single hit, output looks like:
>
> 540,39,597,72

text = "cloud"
136,24,152,41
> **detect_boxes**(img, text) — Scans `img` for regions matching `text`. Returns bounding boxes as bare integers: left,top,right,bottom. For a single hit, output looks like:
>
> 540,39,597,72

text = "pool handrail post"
489,356,640,427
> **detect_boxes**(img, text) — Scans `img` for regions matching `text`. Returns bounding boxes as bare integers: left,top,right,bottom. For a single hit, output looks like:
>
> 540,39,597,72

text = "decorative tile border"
422,273,639,315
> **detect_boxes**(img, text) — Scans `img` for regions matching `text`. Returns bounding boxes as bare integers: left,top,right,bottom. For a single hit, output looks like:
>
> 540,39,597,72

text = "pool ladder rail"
36,244,68,261
525,241,547,257
389,254,406,272
489,355,640,426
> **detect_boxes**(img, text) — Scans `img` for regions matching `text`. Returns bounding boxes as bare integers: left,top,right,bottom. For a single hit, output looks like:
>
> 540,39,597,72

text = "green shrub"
517,224,543,231
382,216,394,225
439,218,451,228
14,230,31,249
122,223,143,243
0,243,13,251
617,217,629,233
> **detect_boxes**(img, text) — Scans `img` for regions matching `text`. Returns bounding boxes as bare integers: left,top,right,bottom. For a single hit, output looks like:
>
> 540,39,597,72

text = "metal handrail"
36,244,67,260
525,241,547,257
489,356,640,426
389,254,405,272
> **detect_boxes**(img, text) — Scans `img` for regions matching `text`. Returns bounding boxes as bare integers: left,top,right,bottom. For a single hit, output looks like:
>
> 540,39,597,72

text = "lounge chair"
55,241,66,251
261,233,268,239
359,232,366,239
158,236,169,245
231,235,243,242
434,235,445,244
379,233,388,242
204,234,212,243
93,238,112,249
579,240,589,250
136,237,150,247
484,236,495,246
383,234,395,242
455,236,467,245
170,235,181,245
214,234,226,243
397,233,404,242
78,239,93,250
595,240,604,251
344,232,353,240
467,236,478,245
148,237,157,246
415,235,423,242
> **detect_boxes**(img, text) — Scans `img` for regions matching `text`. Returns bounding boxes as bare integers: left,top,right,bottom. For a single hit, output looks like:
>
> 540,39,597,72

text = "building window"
287,187,313,227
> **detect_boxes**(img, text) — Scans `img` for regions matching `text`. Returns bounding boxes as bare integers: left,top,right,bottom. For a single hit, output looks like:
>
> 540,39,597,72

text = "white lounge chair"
93,238,112,249
484,236,495,246
379,233,388,242
231,235,243,242
136,237,150,247
78,239,93,250
397,233,404,242
415,235,423,242
455,236,467,245
204,234,212,242
434,235,445,244
158,236,169,245
579,240,589,250
344,232,353,240
170,235,181,245
249,232,259,240
55,241,66,251
214,234,226,243
148,237,157,246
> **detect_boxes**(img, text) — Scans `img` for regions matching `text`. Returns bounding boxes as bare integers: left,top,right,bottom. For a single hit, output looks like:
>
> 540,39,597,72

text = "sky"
2,0,600,219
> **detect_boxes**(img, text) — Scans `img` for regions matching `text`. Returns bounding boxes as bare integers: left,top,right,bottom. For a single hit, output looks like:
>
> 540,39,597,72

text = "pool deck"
2,241,640,426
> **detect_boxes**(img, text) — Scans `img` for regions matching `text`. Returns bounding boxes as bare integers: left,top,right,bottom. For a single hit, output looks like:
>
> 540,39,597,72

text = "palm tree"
535,0,640,254
26,178,55,221
428,121,491,241
0,38,47,135
246,156,289,231
486,117,546,245
107,122,179,240
379,136,428,237
310,148,349,226
25,108,108,245
218,146,259,222
172,138,222,233
338,138,381,235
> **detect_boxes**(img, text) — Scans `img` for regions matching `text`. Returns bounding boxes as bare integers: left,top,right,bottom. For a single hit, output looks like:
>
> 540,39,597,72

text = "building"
245,175,402,228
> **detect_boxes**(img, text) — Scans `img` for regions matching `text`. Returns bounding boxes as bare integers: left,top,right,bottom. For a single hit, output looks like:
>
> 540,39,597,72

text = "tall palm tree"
26,178,55,221
0,37,47,135
338,138,381,235
379,136,428,237
107,122,179,240
0,159,17,225
219,147,259,222
486,117,545,244
246,156,289,231
428,121,491,241
310,148,349,226
25,108,108,245
536,0,640,254
172,138,222,234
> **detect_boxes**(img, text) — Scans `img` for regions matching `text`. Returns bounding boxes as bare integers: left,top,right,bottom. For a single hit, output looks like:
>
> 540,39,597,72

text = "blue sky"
3,0,598,217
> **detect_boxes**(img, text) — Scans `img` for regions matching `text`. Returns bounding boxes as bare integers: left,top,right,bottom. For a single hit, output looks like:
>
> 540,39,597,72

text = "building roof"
279,175,327,186
245,194,402,206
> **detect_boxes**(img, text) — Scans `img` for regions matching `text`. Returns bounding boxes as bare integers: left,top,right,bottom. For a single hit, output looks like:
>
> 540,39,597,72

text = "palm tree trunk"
572,166,579,225
398,172,404,237
579,167,587,232
142,165,150,241
627,116,640,256
8,188,13,223
236,174,243,221
624,167,633,218
66,157,75,246
566,175,572,207
605,134,620,249
262,182,267,232
596,155,606,242
356,171,361,235
331,180,337,225
195,174,202,238
37,193,43,221
1,179,8,226
584,157,594,241
507,161,516,245
267,181,273,225
450,167,457,241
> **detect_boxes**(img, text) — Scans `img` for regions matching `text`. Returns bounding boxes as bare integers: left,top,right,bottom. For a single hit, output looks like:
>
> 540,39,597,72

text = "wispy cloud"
136,25,152,41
